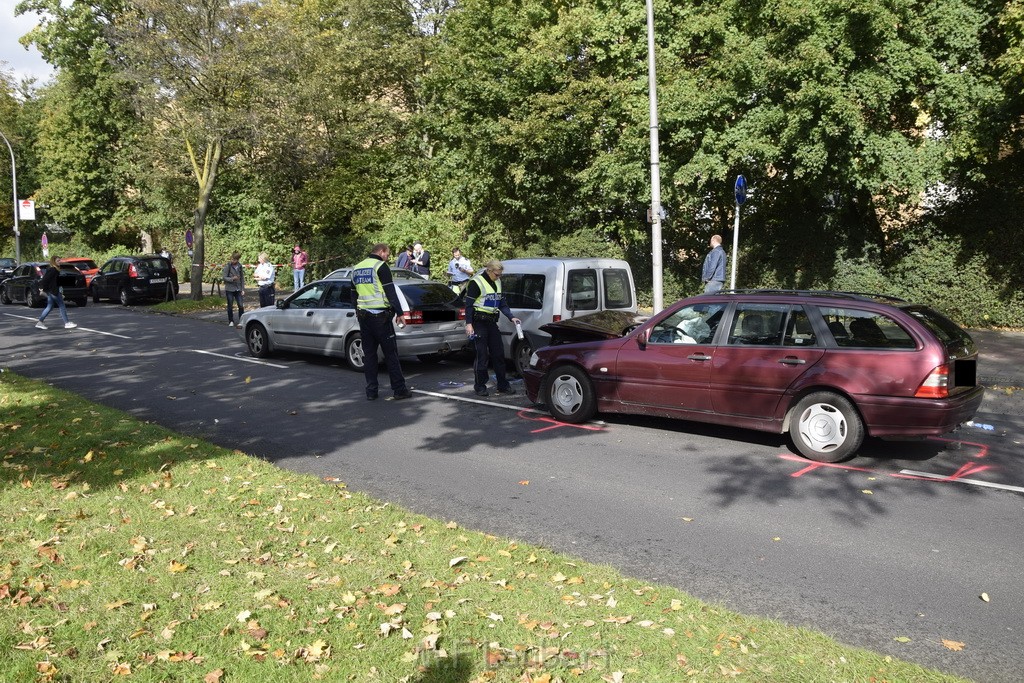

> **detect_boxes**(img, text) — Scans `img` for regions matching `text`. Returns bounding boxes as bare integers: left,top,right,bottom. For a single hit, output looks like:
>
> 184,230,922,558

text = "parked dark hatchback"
0,262,88,307
0,257,16,283
91,255,179,305
524,290,984,462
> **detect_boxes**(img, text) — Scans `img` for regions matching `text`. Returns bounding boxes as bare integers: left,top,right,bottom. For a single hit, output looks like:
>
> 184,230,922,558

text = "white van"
496,257,637,374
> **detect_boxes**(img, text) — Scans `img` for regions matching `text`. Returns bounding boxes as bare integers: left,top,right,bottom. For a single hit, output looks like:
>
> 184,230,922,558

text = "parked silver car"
238,278,469,368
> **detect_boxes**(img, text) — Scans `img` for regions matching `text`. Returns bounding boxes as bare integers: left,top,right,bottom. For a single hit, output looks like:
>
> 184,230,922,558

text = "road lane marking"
412,388,548,413
3,312,131,338
193,350,289,368
898,470,1024,494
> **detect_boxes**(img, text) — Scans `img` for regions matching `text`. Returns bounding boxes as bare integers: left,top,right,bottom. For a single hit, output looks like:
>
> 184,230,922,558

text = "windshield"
398,282,459,308
903,305,973,347
69,260,98,270
0,258,16,268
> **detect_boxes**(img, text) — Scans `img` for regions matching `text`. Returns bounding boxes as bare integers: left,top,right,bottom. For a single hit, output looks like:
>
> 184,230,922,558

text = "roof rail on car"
710,288,906,303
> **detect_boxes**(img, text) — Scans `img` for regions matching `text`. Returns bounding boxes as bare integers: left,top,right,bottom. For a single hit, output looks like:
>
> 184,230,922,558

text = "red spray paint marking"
780,436,991,483
517,410,606,434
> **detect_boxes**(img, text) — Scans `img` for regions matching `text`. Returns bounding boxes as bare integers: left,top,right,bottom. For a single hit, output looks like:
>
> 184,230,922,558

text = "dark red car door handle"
687,353,712,362
779,357,807,365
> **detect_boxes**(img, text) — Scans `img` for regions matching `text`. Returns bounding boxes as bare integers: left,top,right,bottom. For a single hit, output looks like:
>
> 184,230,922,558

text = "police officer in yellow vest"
351,243,412,401
464,259,521,397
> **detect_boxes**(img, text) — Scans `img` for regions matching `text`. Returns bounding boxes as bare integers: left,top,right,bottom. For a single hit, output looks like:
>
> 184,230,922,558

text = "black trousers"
357,310,407,397
258,284,275,307
473,316,510,392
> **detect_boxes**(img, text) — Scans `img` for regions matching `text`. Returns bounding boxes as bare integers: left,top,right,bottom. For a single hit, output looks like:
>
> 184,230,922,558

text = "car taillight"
128,264,139,278
457,308,466,320
170,266,177,279
915,364,950,399
402,310,425,325
552,314,562,322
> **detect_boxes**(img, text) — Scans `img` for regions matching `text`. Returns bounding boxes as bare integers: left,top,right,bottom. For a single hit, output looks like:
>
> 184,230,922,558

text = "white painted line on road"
193,349,289,368
899,469,1024,494
3,312,131,338
412,388,548,415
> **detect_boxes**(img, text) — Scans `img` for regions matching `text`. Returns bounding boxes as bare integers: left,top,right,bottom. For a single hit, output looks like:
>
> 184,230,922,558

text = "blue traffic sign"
735,175,747,206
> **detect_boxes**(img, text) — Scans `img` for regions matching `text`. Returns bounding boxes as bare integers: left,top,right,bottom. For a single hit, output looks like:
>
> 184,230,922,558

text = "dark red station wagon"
523,290,984,462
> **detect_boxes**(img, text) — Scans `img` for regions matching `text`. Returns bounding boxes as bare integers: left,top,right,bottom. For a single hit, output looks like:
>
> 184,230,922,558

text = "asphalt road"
2,301,1022,682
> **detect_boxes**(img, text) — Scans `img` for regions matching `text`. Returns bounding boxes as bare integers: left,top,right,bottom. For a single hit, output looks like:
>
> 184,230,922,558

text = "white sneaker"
64,322,78,329
228,321,235,327
35,321,47,330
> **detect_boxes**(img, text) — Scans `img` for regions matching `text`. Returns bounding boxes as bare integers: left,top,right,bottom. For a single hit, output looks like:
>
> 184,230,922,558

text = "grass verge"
151,296,228,314
0,371,968,682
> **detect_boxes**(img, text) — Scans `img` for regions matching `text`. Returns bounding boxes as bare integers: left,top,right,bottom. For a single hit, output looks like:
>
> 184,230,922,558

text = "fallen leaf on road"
980,592,990,602
942,639,965,651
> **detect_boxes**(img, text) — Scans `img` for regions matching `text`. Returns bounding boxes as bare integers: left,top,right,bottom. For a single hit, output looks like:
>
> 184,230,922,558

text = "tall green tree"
111,0,269,298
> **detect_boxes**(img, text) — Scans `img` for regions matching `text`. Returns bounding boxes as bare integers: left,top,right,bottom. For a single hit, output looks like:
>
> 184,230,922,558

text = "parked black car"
0,262,88,307
0,257,16,283
91,255,179,305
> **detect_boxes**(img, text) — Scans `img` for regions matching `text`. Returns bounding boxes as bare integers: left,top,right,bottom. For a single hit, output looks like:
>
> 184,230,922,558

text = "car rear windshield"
902,305,973,346
0,258,15,267
137,258,171,272
70,260,98,270
399,282,459,308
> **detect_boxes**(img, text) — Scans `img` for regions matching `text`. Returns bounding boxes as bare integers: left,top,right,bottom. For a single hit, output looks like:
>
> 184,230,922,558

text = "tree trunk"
189,137,223,301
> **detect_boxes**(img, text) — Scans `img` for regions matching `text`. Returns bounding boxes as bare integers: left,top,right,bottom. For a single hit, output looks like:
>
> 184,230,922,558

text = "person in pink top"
291,244,309,290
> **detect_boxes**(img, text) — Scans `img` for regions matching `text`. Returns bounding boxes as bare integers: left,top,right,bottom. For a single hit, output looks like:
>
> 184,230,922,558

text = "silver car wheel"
797,402,847,454
346,334,365,370
550,373,583,415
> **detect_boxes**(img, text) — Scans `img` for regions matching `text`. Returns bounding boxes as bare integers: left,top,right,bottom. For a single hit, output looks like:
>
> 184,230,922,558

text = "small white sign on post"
19,199,36,221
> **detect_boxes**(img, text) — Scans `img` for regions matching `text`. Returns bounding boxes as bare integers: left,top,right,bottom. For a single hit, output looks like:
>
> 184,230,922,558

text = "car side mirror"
636,328,649,349
275,299,285,309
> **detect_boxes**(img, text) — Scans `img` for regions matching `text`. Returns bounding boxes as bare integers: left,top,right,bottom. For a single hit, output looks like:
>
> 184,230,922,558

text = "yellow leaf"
105,599,130,611
168,560,189,574
980,592,990,602
893,636,911,643
519,480,529,485
862,489,873,495
83,451,93,462
942,639,965,651
551,572,568,583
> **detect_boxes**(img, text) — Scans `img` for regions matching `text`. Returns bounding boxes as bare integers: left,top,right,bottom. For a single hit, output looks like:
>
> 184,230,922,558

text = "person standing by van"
701,234,727,293
35,255,78,330
464,259,520,397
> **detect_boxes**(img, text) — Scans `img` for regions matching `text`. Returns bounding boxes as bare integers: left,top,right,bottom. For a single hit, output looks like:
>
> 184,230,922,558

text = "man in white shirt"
446,248,474,293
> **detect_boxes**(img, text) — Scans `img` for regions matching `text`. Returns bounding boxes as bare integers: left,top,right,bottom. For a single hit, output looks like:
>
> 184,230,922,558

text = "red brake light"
552,314,562,322
402,310,424,325
128,264,139,278
915,364,950,399
457,308,466,320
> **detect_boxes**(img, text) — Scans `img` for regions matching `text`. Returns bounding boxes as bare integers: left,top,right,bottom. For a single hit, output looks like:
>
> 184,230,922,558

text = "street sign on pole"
735,175,747,206
19,199,35,221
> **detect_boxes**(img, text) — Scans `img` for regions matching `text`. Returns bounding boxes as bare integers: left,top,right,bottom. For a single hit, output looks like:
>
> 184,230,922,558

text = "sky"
1,0,56,84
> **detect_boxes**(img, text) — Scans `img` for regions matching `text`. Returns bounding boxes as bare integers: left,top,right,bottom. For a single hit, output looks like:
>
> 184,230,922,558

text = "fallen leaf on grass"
204,669,224,683
449,556,468,568
168,560,189,574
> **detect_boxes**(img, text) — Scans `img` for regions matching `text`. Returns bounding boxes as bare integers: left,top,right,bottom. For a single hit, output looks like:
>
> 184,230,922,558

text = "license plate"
151,278,167,284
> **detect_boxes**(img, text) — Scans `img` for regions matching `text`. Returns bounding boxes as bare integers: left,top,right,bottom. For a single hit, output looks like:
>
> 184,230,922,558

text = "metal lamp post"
645,0,664,313
0,128,19,262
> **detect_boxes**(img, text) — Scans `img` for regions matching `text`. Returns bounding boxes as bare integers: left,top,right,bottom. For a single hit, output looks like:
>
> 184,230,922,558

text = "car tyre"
246,322,272,358
345,333,365,371
544,364,597,424
512,338,534,377
790,391,864,463
28,287,43,308
0,285,11,305
118,288,131,306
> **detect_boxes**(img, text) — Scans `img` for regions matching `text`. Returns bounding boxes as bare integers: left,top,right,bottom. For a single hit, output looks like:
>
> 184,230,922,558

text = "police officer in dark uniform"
464,259,521,397
351,243,412,401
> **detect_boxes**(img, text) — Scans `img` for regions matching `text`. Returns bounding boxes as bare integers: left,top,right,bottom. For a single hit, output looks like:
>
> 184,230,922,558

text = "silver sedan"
238,278,469,369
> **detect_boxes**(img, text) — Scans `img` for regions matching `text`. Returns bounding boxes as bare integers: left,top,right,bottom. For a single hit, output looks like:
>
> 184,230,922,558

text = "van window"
603,269,633,308
566,270,598,311
501,273,545,310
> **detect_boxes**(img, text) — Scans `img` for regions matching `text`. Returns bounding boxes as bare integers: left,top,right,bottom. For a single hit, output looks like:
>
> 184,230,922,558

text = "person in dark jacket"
36,255,77,330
